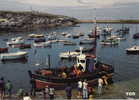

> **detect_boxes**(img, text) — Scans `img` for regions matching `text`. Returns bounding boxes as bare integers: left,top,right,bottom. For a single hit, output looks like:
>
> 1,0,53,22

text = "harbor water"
0,23,139,98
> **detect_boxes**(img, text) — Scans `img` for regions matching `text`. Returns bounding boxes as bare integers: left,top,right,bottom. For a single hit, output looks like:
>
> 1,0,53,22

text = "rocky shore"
0,11,78,32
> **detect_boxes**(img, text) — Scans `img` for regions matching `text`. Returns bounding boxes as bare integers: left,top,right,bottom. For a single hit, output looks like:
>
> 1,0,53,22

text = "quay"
77,19,139,24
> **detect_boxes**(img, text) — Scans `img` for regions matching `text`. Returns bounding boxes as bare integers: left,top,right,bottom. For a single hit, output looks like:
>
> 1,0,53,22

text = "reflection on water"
0,23,139,98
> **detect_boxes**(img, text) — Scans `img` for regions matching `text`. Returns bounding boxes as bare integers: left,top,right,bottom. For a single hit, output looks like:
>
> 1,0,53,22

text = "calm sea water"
0,23,139,98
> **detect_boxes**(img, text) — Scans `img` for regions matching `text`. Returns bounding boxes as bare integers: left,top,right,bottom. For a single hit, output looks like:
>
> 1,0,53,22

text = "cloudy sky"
1,0,139,8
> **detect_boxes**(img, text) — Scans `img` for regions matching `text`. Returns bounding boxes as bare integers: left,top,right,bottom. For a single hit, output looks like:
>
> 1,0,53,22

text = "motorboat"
0,51,28,61
100,39,119,45
28,34,45,38
7,37,24,46
33,41,51,48
126,45,139,54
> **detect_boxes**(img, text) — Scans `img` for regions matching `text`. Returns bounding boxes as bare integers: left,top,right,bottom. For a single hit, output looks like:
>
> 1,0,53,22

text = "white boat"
126,45,139,54
0,51,28,61
28,34,45,38
33,41,51,47
65,34,71,38
59,51,80,59
7,37,24,45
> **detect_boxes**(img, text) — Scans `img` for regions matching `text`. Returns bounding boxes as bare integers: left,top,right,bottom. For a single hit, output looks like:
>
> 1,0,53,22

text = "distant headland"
0,11,78,32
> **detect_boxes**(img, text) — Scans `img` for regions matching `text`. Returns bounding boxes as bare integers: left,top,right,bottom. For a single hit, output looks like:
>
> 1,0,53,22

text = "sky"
1,0,139,8
1,0,139,20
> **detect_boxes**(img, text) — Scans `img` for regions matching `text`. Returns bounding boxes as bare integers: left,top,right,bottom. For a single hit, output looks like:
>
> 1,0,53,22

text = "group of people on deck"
59,64,84,79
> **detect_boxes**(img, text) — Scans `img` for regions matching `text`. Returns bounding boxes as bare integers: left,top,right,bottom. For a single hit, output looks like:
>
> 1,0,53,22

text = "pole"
48,54,51,69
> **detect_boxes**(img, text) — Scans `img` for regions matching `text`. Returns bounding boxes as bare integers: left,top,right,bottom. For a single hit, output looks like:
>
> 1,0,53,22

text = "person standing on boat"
77,80,83,98
82,80,88,99
65,83,72,99
5,80,13,97
97,77,103,96
0,77,5,100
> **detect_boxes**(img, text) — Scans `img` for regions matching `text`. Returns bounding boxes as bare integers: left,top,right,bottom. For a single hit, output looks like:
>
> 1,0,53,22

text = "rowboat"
0,51,28,61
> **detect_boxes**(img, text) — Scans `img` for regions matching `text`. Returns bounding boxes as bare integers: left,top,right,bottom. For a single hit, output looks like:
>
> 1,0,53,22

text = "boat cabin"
76,53,96,72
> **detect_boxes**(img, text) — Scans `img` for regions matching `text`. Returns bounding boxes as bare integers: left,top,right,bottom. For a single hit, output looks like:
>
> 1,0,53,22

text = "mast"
48,54,51,69
92,8,97,57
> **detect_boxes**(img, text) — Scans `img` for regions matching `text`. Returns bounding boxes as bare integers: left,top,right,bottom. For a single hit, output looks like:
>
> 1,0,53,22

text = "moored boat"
34,38,46,43
28,34,45,38
7,37,24,46
28,53,114,89
33,41,51,48
133,33,139,39
126,45,139,54
0,48,8,53
0,51,28,61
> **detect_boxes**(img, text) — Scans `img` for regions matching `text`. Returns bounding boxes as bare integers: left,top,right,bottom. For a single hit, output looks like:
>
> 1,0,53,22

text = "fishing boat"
0,48,8,53
0,51,28,61
59,51,80,59
126,45,139,54
28,52,114,89
7,37,24,46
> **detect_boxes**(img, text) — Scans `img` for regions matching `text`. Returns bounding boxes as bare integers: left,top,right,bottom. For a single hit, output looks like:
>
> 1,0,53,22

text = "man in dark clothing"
0,77,5,99
65,84,72,99
30,78,36,96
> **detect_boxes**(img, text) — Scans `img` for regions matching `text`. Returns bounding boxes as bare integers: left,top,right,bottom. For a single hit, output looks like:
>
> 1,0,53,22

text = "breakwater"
78,19,139,24
0,11,78,32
